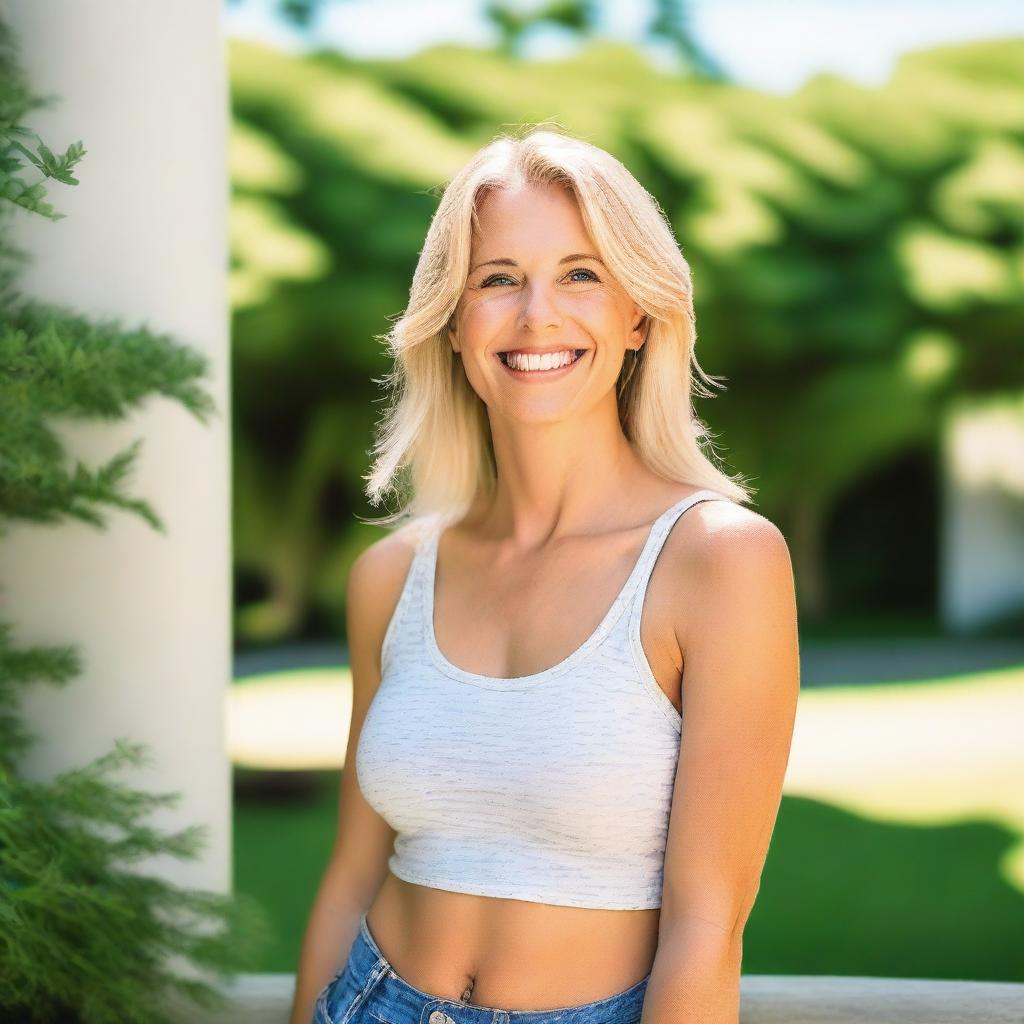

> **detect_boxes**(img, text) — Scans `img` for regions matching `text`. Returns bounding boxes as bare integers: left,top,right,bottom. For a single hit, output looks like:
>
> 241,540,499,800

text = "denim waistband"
351,911,650,1024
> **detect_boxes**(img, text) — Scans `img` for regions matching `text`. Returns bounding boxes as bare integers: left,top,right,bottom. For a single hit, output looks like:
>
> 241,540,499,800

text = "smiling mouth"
497,349,587,373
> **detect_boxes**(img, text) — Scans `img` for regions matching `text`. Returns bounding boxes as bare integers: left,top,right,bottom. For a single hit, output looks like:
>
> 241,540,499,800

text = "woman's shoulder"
649,491,793,670
661,492,792,623
660,488,786,574
352,513,443,578
347,514,442,626
680,492,785,560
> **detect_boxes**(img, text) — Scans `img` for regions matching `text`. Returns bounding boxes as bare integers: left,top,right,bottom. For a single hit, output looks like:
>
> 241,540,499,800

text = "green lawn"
232,662,1024,981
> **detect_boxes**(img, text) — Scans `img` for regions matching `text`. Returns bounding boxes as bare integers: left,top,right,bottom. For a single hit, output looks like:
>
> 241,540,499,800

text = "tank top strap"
408,515,442,563
402,514,450,603
621,489,729,622
380,513,447,670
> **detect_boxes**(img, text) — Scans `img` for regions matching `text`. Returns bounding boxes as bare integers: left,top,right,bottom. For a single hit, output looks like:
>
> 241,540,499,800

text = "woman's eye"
480,267,599,288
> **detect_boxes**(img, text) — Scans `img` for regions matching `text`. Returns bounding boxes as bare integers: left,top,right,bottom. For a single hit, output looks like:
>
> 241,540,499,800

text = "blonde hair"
360,123,755,528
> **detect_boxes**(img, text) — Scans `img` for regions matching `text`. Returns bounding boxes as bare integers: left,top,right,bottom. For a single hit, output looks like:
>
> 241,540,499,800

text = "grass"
231,661,1024,981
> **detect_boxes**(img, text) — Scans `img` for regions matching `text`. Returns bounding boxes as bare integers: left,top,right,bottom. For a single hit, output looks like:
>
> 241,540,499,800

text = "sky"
222,0,1024,94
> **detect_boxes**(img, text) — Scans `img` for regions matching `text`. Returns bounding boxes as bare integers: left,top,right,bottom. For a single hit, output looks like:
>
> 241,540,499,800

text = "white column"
940,393,1024,632
2,1,231,895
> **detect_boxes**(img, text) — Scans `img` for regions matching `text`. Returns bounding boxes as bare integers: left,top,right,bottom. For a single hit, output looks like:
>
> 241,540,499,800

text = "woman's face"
448,180,646,423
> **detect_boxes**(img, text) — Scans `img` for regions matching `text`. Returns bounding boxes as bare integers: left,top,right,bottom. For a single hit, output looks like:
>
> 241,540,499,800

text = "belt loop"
492,1013,510,1024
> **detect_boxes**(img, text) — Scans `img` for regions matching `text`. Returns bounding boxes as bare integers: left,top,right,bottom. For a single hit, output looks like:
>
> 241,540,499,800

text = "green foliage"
2,129,85,212
227,33,1024,633
0,303,216,535
483,0,598,56
0,22,84,225
0,16,271,1022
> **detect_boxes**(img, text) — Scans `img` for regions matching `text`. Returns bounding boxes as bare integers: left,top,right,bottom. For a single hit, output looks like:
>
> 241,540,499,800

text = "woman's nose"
518,283,564,334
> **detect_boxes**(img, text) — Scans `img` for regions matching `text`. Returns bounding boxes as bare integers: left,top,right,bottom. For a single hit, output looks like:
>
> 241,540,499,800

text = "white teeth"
503,350,580,372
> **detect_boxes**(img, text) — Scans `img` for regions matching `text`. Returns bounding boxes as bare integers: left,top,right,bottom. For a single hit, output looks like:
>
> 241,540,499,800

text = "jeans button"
429,1012,449,1024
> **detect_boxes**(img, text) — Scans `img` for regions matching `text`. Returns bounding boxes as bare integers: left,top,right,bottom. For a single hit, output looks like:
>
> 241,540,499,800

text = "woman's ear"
447,317,459,353
630,311,649,351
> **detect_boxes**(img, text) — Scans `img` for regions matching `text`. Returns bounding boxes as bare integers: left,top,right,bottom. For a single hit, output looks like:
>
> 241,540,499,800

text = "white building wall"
940,394,1024,631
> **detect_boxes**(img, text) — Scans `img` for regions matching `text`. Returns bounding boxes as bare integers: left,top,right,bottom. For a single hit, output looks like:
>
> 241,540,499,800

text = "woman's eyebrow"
469,253,606,273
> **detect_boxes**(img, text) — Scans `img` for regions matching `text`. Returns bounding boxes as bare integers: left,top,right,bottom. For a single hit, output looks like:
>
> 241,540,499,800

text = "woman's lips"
495,349,589,381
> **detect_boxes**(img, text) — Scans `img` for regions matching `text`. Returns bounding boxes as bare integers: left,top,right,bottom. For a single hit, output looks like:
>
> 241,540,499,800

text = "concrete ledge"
167,973,1024,1023
738,975,1024,1022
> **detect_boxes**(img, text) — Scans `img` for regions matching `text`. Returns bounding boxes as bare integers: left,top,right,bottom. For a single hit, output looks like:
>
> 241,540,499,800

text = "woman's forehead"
472,186,591,254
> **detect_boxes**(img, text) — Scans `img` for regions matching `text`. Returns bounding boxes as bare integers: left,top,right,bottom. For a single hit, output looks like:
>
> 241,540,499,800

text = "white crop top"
355,489,728,910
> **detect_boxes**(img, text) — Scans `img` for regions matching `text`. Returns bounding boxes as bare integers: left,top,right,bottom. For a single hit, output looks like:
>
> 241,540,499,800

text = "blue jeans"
312,911,651,1024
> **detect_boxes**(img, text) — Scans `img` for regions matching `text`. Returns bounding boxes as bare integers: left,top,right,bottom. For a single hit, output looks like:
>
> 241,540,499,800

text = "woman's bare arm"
288,532,415,1024
643,506,800,1024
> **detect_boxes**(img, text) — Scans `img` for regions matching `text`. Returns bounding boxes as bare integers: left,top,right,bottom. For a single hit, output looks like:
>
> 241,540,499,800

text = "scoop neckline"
422,489,720,689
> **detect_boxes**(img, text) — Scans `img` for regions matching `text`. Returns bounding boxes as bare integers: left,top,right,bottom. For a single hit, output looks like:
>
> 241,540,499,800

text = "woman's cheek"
463,296,512,335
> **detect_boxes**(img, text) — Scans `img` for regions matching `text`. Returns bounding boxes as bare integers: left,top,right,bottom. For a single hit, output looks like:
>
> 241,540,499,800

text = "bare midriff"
364,873,660,1011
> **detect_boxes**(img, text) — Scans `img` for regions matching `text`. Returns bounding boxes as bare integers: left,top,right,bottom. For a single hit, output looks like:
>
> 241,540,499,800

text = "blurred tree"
227,34,1024,636
223,0,603,44
483,0,598,56
222,0,328,32
646,0,727,79
223,0,723,78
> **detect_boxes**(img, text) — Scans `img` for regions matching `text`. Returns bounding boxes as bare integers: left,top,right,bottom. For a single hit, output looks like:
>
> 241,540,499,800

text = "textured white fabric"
355,489,728,910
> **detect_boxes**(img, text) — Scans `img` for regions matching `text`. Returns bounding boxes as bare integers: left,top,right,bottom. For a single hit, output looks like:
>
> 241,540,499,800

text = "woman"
290,126,800,1024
